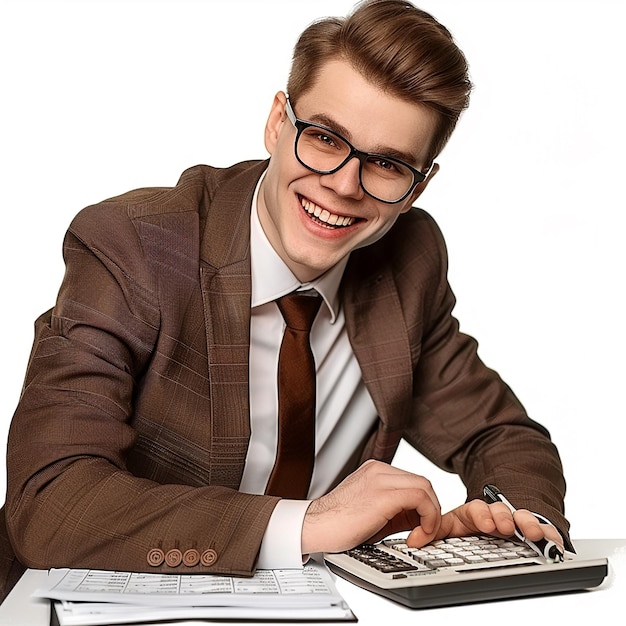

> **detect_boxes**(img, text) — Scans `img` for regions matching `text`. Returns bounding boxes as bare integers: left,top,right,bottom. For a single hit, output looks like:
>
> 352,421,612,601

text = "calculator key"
464,555,485,563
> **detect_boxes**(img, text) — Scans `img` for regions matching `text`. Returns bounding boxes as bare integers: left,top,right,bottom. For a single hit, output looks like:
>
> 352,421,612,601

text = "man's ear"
400,163,440,213
264,91,288,155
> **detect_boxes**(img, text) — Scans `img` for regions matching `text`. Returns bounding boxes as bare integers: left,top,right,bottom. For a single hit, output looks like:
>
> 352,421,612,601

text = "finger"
513,510,564,550
408,500,496,548
369,464,442,510
365,467,442,534
367,508,427,544
379,485,441,534
406,522,439,547
485,502,517,537
462,500,502,535
440,501,513,539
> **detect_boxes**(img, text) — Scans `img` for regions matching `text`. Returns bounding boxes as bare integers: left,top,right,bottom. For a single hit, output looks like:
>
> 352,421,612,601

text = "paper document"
33,560,356,625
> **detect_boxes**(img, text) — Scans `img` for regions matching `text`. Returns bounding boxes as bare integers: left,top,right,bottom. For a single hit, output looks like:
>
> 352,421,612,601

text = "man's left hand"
404,499,564,553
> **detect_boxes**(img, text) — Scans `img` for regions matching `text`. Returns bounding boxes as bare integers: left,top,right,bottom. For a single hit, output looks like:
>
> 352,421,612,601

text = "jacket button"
165,548,183,567
201,548,218,566
183,548,200,567
146,548,164,567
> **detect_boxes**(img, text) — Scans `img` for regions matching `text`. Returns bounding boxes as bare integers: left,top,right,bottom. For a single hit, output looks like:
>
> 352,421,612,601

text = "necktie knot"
276,293,321,332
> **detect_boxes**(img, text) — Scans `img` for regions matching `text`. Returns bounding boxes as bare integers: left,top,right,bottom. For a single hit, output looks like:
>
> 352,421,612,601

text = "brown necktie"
265,292,321,499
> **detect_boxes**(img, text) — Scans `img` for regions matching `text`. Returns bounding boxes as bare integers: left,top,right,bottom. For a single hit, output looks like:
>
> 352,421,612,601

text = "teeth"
301,198,355,227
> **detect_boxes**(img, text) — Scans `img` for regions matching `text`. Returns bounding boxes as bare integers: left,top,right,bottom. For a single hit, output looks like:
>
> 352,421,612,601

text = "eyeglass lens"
295,126,416,203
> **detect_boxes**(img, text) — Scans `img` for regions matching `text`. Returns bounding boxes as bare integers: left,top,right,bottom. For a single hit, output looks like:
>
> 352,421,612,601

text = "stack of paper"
33,561,355,625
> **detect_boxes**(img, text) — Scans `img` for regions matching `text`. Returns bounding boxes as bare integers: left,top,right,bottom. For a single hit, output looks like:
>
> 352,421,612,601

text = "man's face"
258,59,440,283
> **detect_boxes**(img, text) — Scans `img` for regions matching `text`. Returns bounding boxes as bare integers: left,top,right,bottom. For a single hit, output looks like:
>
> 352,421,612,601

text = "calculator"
324,535,608,609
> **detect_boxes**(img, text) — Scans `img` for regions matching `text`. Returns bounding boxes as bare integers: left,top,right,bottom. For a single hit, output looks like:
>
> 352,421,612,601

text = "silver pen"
483,484,564,562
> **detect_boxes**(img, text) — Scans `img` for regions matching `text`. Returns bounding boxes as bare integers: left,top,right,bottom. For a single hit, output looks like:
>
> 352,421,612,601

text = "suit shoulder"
68,161,263,243
347,207,449,301
375,207,448,266
396,207,446,247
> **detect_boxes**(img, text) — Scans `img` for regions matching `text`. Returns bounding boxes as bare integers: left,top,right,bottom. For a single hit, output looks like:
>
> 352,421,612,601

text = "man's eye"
317,133,338,148
373,158,398,172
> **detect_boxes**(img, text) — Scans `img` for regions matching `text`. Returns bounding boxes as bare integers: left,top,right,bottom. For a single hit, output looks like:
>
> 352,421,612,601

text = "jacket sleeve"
399,212,573,550
5,198,278,576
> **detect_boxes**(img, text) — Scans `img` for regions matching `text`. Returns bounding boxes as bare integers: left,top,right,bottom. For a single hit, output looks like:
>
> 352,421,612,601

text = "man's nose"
319,156,364,199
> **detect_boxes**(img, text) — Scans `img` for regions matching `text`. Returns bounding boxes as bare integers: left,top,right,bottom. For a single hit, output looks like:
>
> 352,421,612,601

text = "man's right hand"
301,460,441,555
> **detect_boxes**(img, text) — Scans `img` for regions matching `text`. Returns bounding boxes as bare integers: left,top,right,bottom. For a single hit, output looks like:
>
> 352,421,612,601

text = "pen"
483,484,564,562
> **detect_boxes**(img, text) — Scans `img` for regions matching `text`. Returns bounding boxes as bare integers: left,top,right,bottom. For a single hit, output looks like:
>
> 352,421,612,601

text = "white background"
1,0,624,540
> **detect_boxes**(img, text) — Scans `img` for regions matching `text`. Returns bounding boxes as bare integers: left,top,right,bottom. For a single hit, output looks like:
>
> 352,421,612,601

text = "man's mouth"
300,197,357,229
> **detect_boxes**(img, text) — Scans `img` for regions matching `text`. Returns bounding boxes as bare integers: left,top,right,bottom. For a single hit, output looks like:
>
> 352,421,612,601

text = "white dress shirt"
239,179,378,568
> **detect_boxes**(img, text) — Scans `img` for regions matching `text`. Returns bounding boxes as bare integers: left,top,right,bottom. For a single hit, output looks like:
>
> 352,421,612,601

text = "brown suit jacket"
0,160,570,601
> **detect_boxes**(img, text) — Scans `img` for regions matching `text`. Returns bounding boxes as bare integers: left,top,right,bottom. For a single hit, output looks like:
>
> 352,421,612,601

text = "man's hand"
301,460,441,555
406,499,564,552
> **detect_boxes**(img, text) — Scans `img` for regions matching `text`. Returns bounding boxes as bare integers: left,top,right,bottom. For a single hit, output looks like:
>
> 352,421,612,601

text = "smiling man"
259,60,440,282
0,0,571,601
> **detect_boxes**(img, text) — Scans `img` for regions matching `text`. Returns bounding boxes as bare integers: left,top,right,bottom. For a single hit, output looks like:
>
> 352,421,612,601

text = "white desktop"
0,539,623,626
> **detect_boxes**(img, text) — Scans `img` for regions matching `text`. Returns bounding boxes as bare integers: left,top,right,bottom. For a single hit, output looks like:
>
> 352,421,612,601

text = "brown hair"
287,0,472,162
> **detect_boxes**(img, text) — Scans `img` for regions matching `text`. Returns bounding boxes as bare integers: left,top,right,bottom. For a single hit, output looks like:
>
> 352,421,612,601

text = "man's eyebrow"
308,112,420,167
308,113,352,141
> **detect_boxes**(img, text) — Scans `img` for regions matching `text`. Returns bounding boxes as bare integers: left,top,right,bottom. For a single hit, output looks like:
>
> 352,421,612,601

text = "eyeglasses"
285,98,432,204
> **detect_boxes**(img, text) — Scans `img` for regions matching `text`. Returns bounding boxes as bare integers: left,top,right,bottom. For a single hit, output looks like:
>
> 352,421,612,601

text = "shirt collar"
250,175,348,323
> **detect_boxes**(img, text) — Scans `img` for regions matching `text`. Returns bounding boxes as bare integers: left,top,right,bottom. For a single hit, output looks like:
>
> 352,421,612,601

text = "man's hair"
287,0,472,162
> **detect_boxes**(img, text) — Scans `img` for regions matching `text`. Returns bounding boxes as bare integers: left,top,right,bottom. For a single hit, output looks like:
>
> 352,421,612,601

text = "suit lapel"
342,252,413,460
199,161,268,488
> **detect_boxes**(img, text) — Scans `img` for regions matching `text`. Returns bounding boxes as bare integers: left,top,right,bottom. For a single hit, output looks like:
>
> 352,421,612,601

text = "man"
0,0,570,602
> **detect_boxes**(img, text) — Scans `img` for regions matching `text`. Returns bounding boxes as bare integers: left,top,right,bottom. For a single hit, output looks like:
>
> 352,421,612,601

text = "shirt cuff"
256,499,312,569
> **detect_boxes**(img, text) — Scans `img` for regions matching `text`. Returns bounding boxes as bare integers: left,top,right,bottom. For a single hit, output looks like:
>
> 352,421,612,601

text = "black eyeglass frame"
285,98,433,204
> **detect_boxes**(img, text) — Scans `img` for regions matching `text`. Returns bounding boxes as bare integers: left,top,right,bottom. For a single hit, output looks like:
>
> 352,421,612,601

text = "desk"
0,539,623,626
